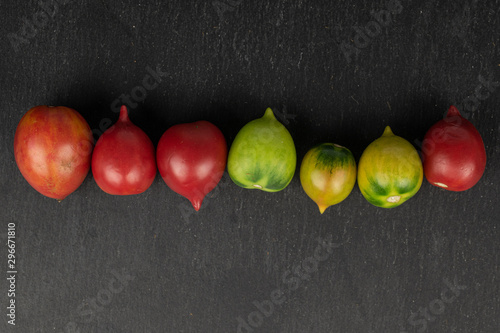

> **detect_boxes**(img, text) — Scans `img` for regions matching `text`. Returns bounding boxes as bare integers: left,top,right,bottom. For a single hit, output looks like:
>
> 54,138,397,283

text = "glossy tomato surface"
156,121,227,211
422,106,486,191
357,126,423,208
227,108,296,192
14,105,94,200
300,143,357,214
91,106,156,195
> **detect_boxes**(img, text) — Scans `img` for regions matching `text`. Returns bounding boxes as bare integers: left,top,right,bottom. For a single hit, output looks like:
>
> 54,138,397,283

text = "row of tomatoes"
13,104,486,212
300,105,487,212
14,105,227,211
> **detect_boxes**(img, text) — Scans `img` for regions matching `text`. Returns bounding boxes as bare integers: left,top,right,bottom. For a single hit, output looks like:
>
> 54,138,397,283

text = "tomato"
14,105,94,200
91,105,156,195
422,105,486,191
156,121,227,211
358,126,423,208
227,108,296,192
300,143,357,213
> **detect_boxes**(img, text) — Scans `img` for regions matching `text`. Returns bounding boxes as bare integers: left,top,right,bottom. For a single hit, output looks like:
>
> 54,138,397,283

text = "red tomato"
91,106,156,195
14,105,94,200
156,121,227,211
422,105,486,191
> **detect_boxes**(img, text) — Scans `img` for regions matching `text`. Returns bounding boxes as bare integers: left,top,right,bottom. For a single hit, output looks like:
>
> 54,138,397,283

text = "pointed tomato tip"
382,126,394,137
119,105,130,122
263,107,277,120
191,199,203,211
317,204,328,214
447,105,461,117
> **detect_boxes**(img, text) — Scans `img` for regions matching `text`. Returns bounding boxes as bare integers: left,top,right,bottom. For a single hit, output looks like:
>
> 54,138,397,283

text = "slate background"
0,0,499,332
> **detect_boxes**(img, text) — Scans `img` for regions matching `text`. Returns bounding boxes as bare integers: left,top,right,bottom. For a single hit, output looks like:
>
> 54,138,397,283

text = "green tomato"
358,126,423,208
228,108,296,192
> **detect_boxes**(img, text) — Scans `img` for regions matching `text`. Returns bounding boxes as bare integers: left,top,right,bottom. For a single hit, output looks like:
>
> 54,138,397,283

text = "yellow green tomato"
357,126,423,208
300,143,357,213
227,108,296,192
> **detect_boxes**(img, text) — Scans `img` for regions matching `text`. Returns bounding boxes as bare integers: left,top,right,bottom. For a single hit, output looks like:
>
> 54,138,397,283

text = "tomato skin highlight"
156,121,227,211
13,105,94,200
91,106,156,195
422,105,486,191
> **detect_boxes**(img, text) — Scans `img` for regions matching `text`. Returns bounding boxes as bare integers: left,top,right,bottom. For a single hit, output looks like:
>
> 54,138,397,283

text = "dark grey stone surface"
0,0,499,332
